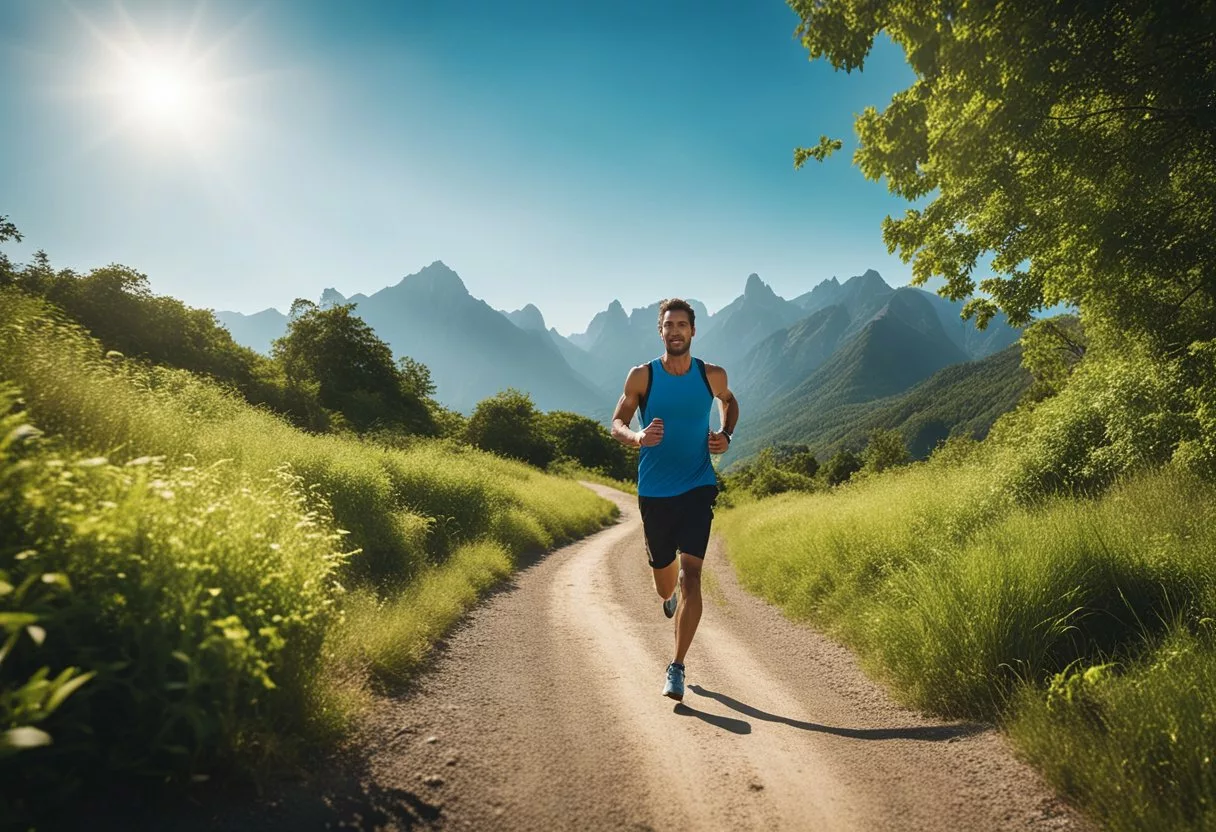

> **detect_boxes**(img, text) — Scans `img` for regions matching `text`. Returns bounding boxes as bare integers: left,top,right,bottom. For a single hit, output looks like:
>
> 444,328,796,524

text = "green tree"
1020,316,1089,400
542,410,631,480
862,428,911,474
465,389,554,468
0,216,21,286
821,448,863,487
771,443,820,479
398,355,437,399
789,0,1216,351
272,300,436,435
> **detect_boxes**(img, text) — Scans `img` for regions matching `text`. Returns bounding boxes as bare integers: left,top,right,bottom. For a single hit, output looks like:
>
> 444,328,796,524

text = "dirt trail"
181,483,1092,831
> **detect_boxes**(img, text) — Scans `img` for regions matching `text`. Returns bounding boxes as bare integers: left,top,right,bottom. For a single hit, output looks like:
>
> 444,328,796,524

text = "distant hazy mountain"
563,297,712,396
218,262,607,418
790,270,1021,362
915,290,1022,359
337,262,607,417
214,261,1025,445
735,288,970,457
498,303,615,400
794,269,893,324
214,307,288,356
505,303,547,333
731,344,1031,464
319,287,347,309
694,273,805,369
734,304,853,403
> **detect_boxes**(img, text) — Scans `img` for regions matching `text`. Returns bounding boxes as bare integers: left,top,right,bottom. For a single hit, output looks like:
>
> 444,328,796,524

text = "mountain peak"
506,303,547,332
319,287,347,309
854,269,890,290
608,299,626,314
402,261,469,296
744,273,774,299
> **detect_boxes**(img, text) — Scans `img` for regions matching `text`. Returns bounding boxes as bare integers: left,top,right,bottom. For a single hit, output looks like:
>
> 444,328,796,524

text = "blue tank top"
637,357,719,498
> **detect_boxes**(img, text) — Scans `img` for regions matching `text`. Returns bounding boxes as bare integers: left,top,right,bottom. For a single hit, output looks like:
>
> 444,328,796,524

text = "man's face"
659,310,694,356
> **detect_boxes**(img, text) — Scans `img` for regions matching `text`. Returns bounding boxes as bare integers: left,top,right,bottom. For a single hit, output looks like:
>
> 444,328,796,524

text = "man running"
610,298,740,701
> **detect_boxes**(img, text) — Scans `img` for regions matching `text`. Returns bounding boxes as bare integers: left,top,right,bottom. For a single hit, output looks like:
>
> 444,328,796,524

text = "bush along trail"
0,291,617,828
718,438,1216,832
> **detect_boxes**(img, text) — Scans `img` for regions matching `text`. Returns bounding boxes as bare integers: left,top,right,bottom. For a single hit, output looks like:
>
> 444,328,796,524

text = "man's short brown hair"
658,298,695,328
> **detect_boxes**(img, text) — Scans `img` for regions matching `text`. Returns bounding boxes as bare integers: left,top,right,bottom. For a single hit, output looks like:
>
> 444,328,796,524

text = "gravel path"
161,482,1093,831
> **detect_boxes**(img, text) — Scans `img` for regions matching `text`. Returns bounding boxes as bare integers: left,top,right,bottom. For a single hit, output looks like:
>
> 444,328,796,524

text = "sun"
69,3,249,149
122,52,205,131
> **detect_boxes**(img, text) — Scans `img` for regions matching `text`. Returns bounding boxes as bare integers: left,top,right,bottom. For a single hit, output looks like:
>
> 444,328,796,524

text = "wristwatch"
723,427,732,444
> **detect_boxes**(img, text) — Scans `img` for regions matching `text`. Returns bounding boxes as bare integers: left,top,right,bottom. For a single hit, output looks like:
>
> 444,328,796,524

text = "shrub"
464,388,554,468
820,449,863,486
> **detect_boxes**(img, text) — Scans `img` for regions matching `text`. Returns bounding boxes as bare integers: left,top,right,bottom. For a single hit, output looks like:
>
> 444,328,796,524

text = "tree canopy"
791,0,1216,350
272,300,436,435
464,388,554,468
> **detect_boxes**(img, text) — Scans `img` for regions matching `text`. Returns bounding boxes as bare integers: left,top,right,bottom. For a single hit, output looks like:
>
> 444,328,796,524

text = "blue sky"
0,0,924,335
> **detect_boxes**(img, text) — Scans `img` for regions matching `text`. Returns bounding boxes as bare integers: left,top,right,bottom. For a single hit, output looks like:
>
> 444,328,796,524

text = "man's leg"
653,558,679,602
673,551,703,665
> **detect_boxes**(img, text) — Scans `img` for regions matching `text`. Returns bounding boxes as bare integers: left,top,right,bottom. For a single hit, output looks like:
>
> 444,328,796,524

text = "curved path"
179,482,1092,831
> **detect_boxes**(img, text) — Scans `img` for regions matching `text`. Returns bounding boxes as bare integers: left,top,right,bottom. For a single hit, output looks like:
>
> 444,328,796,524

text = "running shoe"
663,585,679,619
663,662,685,701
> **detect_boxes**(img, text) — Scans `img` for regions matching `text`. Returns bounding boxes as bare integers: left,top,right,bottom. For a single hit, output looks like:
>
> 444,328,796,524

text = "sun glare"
70,3,252,150
125,55,202,129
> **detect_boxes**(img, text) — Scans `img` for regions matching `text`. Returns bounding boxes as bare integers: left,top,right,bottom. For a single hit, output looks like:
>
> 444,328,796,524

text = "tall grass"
718,457,1216,829
0,290,617,822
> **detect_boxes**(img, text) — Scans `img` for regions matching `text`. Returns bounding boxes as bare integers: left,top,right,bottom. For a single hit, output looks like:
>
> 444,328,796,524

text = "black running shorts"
637,484,719,570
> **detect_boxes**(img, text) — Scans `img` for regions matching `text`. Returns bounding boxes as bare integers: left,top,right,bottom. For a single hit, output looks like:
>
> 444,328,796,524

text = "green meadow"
0,290,616,823
719,407,1216,831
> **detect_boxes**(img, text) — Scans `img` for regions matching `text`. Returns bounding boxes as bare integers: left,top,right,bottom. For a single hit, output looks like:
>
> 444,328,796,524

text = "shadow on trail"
673,701,752,734
689,685,984,742
77,766,444,832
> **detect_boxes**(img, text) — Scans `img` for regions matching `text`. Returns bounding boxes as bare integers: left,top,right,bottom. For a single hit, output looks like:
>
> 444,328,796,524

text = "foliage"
1174,338,1216,479
464,388,554,469
397,355,436,400
273,300,437,436
0,385,350,819
788,0,1216,352
541,410,633,481
861,427,910,474
0,238,332,432
1011,628,1216,832
0,290,616,823
987,335,1202,500
820,448,862,486
1019,316,1088,401
722,446,819,498
545,458,638,495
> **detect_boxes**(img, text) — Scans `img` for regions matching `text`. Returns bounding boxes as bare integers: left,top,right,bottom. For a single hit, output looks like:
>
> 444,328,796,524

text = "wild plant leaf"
0,612,38,631
43,670,96,715
40,573,71,590
0,726,52,756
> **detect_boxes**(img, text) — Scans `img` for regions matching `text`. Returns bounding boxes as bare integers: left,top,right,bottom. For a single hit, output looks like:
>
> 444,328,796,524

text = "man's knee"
678,564,702,594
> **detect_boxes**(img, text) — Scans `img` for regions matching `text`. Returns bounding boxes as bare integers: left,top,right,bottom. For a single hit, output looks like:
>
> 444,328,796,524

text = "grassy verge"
546,458,638,494
0,290,616,823
717,456,1216,830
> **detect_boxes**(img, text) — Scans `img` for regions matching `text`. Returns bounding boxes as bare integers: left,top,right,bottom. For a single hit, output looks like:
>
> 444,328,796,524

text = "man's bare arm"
613,365,666,448
612,365,648,447
705,363,739,453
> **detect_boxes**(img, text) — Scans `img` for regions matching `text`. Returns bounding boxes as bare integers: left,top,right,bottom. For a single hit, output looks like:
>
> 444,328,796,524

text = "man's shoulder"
621,361,652,393
698,359,727,377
